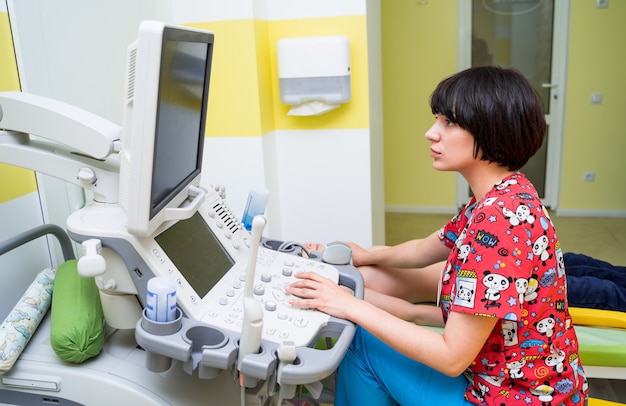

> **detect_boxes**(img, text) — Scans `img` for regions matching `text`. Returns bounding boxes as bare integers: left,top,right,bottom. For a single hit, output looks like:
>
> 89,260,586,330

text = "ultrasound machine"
0,21,362,405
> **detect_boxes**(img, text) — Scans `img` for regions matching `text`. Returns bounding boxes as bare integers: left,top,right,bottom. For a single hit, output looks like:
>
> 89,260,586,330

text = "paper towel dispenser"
277,36,351,116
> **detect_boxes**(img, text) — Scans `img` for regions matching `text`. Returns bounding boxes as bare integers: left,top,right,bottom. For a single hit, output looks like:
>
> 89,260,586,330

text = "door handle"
541,83,558,88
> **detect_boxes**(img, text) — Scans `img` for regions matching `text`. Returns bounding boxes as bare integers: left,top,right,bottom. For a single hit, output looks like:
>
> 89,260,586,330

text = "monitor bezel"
119,20,214,238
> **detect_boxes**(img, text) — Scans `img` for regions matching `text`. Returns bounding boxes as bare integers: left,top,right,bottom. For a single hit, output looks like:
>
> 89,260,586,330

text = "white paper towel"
288,100,340,116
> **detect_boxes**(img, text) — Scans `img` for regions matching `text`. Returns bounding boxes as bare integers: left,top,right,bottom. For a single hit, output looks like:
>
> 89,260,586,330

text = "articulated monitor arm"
0,91,120,159
0,91,121,203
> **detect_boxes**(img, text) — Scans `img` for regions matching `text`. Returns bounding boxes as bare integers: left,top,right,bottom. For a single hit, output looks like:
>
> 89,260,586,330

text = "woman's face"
425,114,478,174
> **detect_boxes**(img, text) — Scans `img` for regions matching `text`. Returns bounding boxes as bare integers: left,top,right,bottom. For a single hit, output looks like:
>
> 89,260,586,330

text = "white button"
294,317,309,328
272,290,286,302
77,167,97,184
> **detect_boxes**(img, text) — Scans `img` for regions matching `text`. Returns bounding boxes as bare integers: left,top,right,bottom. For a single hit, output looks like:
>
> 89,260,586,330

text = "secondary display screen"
155,212,234,298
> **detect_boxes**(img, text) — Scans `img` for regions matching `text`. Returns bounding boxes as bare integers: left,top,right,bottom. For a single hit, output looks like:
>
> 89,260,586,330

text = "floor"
385,211,626,404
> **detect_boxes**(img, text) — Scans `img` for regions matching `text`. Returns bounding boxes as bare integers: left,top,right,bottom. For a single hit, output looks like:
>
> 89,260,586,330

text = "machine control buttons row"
202,246,339,346
205,200,243,249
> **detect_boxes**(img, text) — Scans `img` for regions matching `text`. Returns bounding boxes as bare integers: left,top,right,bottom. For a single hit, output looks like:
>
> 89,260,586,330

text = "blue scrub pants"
335,326,472,406
565,253,626,312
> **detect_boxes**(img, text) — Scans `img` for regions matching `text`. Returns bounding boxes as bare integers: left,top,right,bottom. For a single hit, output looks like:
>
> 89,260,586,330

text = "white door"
456,0,570,209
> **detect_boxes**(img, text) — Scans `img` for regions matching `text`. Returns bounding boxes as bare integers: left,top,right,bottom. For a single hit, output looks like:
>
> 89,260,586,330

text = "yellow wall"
560,1,626,212
0,13,19,91
381,1,626,214
381,1,458,209
0,11,37,204
187,19,267,137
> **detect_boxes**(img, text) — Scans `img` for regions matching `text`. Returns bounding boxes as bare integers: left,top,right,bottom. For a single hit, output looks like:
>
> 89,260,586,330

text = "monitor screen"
151,37,208,219
120,21,214,237
155,212,234,298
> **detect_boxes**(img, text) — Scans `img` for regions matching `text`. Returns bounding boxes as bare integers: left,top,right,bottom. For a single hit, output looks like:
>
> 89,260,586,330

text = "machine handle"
161,184,207,223
337,262,364,301
277,317,355,385
274,263,363,385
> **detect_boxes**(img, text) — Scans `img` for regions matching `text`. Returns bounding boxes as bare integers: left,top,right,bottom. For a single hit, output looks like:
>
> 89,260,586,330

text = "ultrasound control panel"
135,191,340,348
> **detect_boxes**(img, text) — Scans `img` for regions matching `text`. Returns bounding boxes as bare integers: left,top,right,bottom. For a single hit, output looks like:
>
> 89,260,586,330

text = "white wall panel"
200,136,268,232
8,0,159,124
201,131,373,247
169,0,256,23
268,129,372,247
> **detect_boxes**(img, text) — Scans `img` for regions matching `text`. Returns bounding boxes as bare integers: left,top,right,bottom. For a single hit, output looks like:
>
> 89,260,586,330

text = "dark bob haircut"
429,66,546,171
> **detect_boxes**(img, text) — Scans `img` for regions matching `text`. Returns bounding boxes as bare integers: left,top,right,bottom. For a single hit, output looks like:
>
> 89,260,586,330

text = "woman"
286,66,588,405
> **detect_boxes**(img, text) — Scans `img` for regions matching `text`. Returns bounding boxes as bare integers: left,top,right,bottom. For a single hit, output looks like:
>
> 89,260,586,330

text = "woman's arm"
353,304,497,376
364,289,444,327
347,231,450,304
286,272,497,377
349,230,450,270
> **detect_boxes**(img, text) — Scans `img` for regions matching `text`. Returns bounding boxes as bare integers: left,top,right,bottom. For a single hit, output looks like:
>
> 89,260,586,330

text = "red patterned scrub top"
438,173,588,405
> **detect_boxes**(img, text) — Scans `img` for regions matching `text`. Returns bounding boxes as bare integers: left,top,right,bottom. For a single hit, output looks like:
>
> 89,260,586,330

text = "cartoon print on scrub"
439,173,585,405
501,319,518,347
524,274,541,305
514,277,528,305
480,271,512,309
545,346,568,376
503,202,536,228
533,233,552,265
442,262,454,285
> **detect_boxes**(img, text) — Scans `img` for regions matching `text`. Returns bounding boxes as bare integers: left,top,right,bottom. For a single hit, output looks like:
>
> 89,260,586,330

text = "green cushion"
574,325,626,368
50,260,105,363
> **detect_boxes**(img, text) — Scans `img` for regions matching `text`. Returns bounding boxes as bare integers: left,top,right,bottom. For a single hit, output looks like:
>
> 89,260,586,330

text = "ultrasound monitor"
119,21,214,237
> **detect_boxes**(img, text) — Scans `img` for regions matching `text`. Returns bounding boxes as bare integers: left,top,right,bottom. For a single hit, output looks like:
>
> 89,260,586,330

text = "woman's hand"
285,272,358,320
344,242,371,267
